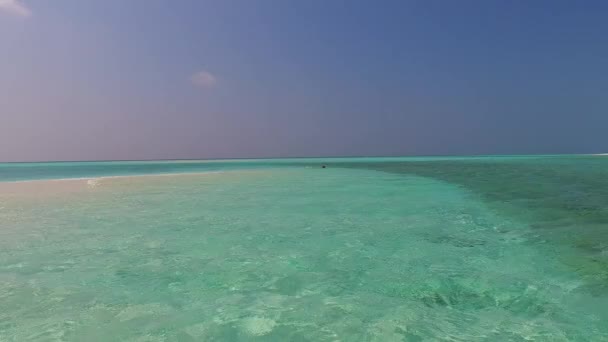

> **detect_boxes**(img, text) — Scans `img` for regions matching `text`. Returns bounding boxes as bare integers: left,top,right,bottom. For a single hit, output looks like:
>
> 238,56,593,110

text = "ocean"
1,155,607,341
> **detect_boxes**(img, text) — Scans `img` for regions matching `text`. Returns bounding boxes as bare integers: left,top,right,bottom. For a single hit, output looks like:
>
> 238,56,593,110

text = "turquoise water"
1,156,608,340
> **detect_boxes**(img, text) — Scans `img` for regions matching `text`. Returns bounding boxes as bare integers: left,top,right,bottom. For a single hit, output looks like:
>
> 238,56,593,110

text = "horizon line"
0,152,603,164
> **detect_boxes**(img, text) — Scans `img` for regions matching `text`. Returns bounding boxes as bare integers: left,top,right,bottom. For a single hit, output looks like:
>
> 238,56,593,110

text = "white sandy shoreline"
0,171,241,198
0,170,228,185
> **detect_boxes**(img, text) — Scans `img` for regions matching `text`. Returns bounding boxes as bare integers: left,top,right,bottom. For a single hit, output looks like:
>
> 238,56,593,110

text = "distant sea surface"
1,155,607,341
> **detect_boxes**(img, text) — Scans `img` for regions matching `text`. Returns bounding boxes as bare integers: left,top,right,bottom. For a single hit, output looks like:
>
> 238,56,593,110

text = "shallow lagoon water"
1,156,607,341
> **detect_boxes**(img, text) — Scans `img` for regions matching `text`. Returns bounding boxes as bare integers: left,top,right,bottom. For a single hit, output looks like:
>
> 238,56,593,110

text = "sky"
1,0,607,161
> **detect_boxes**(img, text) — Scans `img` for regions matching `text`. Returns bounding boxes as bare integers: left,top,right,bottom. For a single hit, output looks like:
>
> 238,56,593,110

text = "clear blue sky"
1,0,607,161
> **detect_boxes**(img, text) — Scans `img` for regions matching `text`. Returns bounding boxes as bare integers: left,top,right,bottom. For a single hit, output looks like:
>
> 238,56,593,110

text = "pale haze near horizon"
1,0,607,162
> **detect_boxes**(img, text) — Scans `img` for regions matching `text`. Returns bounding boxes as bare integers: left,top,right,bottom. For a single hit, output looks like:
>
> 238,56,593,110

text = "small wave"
86,179,100,188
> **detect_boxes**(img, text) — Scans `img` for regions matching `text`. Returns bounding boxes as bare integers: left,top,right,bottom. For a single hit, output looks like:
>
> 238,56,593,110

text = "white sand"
0,177,96,198
0,170,269,200
0,173,199,199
